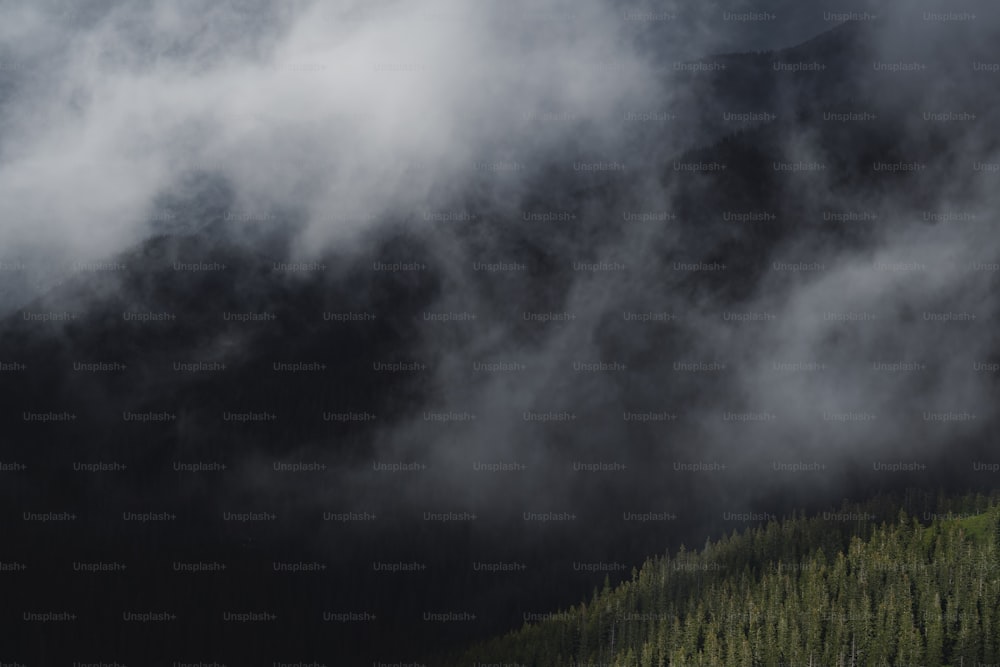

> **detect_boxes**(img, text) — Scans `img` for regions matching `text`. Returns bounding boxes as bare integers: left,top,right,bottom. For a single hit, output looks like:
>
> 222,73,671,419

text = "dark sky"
1,0,999,663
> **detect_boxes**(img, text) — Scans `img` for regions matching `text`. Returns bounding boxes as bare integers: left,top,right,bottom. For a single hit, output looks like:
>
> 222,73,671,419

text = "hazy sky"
4,1,1000,661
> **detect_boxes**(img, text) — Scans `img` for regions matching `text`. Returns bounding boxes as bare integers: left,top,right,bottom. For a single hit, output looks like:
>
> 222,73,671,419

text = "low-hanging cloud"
0,0,674,281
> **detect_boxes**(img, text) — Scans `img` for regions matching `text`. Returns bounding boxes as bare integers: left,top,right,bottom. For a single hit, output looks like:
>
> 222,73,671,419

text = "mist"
2,0,1000,662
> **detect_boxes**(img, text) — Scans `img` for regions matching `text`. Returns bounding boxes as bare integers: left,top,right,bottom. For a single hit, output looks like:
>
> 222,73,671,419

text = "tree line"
439,490,1000,666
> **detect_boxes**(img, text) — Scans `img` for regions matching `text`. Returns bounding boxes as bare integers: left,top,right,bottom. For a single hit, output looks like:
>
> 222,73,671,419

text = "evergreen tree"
439,493,1000,667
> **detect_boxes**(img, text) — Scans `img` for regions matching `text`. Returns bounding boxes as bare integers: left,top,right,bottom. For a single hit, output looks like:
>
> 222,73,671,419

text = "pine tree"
444,495,1000,667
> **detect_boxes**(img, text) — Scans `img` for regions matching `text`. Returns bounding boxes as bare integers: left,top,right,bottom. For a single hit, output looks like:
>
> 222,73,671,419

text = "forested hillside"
443,493,1000,666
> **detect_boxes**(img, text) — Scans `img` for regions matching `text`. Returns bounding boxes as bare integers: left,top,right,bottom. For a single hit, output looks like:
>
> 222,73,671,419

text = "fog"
2,0,999,660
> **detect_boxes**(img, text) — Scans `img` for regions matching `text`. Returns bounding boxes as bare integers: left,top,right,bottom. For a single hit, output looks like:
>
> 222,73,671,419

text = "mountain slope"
4,12,1000,661
442,493,1000,666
